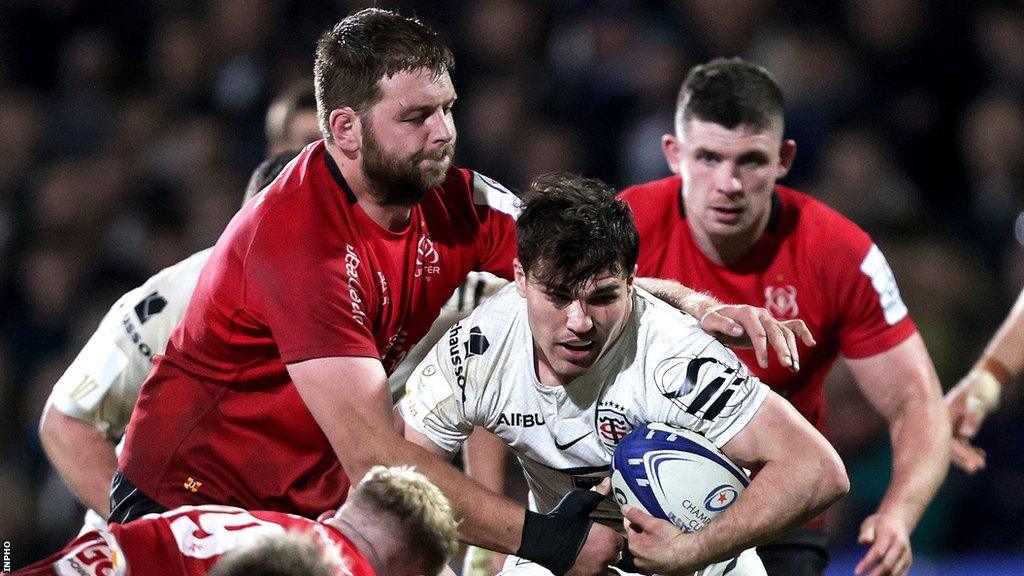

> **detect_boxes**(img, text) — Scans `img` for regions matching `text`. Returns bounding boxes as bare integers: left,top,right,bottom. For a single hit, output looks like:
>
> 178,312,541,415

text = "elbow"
819,449,850,508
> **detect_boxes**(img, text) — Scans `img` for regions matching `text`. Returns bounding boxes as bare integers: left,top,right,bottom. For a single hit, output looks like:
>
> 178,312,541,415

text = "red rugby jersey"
620,176,916,432
14,506,374,576
120,141,518,517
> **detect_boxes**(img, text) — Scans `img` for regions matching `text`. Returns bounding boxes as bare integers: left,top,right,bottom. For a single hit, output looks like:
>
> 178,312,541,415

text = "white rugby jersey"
49,247,213,439
401,284,769,522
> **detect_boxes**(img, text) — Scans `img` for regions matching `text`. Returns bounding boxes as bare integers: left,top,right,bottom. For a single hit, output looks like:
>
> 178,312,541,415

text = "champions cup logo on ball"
611,423,749,533
704,484,740,512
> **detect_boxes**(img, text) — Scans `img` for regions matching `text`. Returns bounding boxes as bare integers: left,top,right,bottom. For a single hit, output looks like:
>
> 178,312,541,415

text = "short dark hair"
207,532,336,576
677,57,785,133
314,8,454,139
516,173,638,294
265,82,317,148
243,148,301,205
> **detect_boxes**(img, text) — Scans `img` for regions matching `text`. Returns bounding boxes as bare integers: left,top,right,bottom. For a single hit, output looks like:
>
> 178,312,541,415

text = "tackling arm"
39,401,118,517
846,333,950,576
289,356,620,576
635,277,814,371
621,392,848,575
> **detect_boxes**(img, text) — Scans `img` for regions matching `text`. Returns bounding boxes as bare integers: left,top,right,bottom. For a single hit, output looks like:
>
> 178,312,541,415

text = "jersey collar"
324,152,358,205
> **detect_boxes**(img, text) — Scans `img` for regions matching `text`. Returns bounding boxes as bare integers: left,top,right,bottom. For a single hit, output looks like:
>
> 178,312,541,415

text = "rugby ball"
611,422,748,533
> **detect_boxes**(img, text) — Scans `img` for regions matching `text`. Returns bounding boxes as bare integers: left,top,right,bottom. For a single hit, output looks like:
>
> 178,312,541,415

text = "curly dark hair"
516,172,638,295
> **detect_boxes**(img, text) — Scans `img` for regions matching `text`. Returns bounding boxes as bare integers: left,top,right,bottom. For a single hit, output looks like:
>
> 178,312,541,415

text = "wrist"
967,364,1003,413
686,292,719,321
517,509,591,576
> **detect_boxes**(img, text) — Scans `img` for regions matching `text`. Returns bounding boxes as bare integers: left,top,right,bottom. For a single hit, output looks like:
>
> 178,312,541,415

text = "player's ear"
776,139,797,179
329,107,360,153
662,133,682,175
514,259,528,297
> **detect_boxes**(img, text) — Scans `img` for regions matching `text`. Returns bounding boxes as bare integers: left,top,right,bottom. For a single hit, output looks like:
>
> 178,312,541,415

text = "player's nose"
565,300,594,334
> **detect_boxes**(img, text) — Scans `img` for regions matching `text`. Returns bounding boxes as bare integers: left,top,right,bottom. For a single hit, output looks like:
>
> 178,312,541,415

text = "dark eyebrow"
737,150,770,164
401,95,457,117
694,147,722,158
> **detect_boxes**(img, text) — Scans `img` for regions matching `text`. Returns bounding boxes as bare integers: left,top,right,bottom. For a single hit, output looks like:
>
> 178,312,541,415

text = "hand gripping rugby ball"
611,422,749,533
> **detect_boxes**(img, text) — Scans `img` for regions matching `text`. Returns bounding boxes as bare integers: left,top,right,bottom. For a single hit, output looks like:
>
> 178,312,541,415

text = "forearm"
977,287,1024,384
878,399,950,530
39,404,117,517
465,426,508,495
345,423,525,553
676,456,847,572
634,277,717,319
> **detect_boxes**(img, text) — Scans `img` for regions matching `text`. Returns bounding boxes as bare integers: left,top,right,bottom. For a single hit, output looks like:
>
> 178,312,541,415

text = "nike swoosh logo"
554,431,592,450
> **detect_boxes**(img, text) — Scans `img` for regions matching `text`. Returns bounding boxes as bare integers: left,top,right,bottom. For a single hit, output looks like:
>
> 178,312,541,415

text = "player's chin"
420,158,451,184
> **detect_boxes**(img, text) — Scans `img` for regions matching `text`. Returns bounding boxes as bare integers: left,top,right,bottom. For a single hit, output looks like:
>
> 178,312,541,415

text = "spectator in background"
619,58,950,576
16,465,459,576
947,285,1024,473
264,81,321,155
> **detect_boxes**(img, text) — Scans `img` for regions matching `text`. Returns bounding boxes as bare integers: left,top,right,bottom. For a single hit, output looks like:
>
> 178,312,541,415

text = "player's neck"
330,515,405,576
326,144,414,231
689,214,769,266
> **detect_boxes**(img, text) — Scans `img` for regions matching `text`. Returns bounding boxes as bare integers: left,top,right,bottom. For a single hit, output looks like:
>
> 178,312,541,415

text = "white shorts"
497,547,764,576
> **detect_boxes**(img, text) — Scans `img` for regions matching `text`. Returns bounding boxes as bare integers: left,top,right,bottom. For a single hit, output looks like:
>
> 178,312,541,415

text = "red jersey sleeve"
245,196,379,365
817,208,916,359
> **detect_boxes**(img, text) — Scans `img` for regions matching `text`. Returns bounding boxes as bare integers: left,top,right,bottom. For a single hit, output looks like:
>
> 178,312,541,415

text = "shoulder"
433,167,520,220
633,288,717,356
619,175,682,229
440,285,523,382
778,185,873,258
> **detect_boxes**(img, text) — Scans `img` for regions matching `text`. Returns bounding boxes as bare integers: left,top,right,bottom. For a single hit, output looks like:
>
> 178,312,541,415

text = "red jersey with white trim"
13,505,374,576
620,176,916,431
120,141,517,518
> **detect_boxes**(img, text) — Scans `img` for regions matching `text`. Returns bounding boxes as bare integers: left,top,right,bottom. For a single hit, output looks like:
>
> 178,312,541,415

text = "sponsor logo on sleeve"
134,292,168,324
344,244,367,326
655,356,747,421
447,323,467,402
467,326,489,356
860,244,908,325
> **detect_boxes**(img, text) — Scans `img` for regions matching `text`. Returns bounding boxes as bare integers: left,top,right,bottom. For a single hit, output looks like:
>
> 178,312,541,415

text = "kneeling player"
400,173,849,576
14,466,457,576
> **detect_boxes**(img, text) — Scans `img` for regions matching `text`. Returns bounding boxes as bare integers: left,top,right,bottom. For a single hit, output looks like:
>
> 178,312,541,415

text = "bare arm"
291,356,620,576
947,286,1024,472
39,402,117,517
635,277,815,371
290,356,524,553
465,427,508,494
622,392,848,575
846,333,950,576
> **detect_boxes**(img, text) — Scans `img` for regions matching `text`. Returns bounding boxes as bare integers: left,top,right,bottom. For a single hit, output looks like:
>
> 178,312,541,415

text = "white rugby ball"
611,422,748,533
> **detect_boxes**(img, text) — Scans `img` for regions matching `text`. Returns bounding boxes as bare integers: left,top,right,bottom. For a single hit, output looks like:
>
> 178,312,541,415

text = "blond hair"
351,466,459,575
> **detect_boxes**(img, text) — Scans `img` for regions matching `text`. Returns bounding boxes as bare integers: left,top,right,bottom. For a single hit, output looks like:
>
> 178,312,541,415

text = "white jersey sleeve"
631,289,769,448
48,248,213,439
400,285,520,453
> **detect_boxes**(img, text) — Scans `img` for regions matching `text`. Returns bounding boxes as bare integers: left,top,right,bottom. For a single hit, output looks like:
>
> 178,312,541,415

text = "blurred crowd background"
1,0,1023,572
